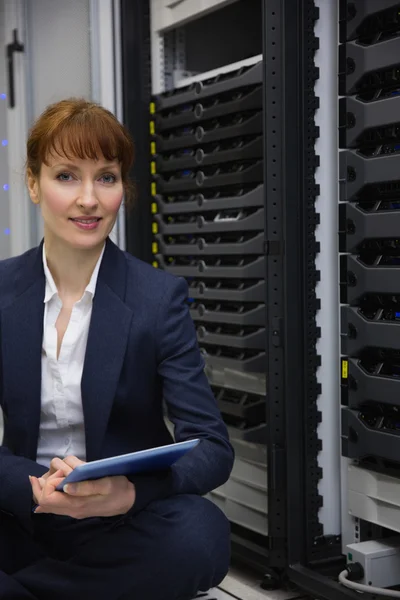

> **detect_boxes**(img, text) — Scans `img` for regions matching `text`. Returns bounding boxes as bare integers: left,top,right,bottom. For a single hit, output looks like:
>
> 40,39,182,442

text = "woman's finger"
45,469,67,490
32,471,69,514
50,457,72,476
29,476,41,504
32,469,66,501
63,455,86,469
63,477,110,497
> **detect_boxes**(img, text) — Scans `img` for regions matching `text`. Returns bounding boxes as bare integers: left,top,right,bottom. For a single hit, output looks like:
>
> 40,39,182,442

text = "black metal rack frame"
263,0,367,598
264,0,322,569
120,0,153,263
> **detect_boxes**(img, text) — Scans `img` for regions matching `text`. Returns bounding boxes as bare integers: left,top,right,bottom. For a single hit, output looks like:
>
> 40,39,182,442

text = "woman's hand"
33,455,75,498
30,455,136,519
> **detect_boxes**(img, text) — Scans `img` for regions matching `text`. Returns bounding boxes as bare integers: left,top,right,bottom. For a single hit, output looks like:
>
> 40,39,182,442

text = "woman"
0,98,233,600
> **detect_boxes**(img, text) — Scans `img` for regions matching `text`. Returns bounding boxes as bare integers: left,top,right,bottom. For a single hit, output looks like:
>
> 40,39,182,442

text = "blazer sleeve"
0,322,47,533
0,445,47,530
128,276,234,514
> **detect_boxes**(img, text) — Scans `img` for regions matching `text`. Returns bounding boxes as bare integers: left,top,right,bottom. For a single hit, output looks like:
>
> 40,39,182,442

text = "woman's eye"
100,174,117,184
57,172,73,182
56,172,117,183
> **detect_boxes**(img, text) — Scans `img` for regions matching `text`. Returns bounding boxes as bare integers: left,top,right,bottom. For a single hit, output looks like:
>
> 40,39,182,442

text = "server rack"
122,0,317,584
121,0,400,598
292,1,400,598
119,0,338,588
338,0,400,594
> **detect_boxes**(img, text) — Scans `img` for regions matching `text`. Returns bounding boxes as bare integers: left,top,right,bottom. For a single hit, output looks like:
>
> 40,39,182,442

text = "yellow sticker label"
342,360,348,379
152,222,158,234
151,161,156,175
151,202,157,214
150,121,155,135
151,182,157,196
150,102,155,114
152,242,158,254
150,142,156,155
152,260,158,268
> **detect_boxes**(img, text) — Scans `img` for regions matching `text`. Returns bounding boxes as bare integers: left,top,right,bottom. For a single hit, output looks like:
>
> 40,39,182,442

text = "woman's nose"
77,185,99,208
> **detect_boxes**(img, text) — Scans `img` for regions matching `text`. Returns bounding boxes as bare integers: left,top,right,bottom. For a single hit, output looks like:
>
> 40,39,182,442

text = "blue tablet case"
55,439,199,492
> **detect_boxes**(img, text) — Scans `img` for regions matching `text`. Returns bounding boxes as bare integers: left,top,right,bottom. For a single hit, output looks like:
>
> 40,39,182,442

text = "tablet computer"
55,439,199,492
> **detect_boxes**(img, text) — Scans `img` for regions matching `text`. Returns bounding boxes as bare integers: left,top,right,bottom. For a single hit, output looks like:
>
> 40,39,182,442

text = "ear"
26,168,40,204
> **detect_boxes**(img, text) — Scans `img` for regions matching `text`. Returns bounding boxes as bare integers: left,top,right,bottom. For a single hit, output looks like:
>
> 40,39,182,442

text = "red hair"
26,98,135,206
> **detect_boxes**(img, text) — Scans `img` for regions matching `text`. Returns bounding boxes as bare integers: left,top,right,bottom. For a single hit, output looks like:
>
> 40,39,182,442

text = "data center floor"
206,566,307,600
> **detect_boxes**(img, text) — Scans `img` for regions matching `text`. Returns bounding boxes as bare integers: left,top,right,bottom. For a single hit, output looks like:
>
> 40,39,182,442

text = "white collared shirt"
36,244,105,468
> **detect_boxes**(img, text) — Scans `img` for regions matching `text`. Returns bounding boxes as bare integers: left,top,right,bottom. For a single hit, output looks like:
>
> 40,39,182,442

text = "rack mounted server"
149,59,268,549
340,0,400,542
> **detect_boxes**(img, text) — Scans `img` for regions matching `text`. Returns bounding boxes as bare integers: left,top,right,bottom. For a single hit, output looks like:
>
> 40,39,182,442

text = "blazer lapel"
1,239,132,462
81,240,133,461
1,245,45,459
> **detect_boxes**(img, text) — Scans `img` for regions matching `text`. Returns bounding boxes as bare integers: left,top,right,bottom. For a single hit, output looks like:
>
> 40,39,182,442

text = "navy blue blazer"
0,238,234,531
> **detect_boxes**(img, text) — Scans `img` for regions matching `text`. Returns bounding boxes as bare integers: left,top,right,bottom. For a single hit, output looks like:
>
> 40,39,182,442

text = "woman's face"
28,153,124,251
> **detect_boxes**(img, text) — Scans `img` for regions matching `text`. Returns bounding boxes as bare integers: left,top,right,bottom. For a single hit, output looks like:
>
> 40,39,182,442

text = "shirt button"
56,383,62,393
65,438,70,446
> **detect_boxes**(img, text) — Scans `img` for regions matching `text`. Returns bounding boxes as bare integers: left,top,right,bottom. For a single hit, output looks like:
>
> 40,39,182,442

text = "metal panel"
153,184,265,216
339,94,400,149
341,0,400,43
347,466,400,541
153,112,263,152
155,86,263,131
191,302,266,326
197,325,265,349
341,306,400,355
339,36,400,96
208,491,268,535
156,254,266,278
156,231,264,255
231,438,267,465
315,0,342,540
339,151,400,202
155,60,262,110
156,137,263,172
154,161,263,193
203,347,266,374
188,279,266,303
264,0,328,576
339,202,400,252
341,255,400,304
155,208,265,235
212,386,266,423
151,0,236,32
343,357,400,409
342,407,400,461
121,0,153,262
213,479,267,514
348,490,400,534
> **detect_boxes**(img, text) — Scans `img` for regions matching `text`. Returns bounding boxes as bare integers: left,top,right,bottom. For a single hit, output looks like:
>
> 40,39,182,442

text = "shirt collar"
42,244,106,304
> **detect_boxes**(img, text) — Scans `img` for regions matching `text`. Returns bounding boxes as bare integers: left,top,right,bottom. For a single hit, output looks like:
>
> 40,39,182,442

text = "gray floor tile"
217,566,305,600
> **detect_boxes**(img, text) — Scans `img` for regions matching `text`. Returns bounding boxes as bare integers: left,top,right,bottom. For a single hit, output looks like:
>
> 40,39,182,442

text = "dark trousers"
0,494,230,600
